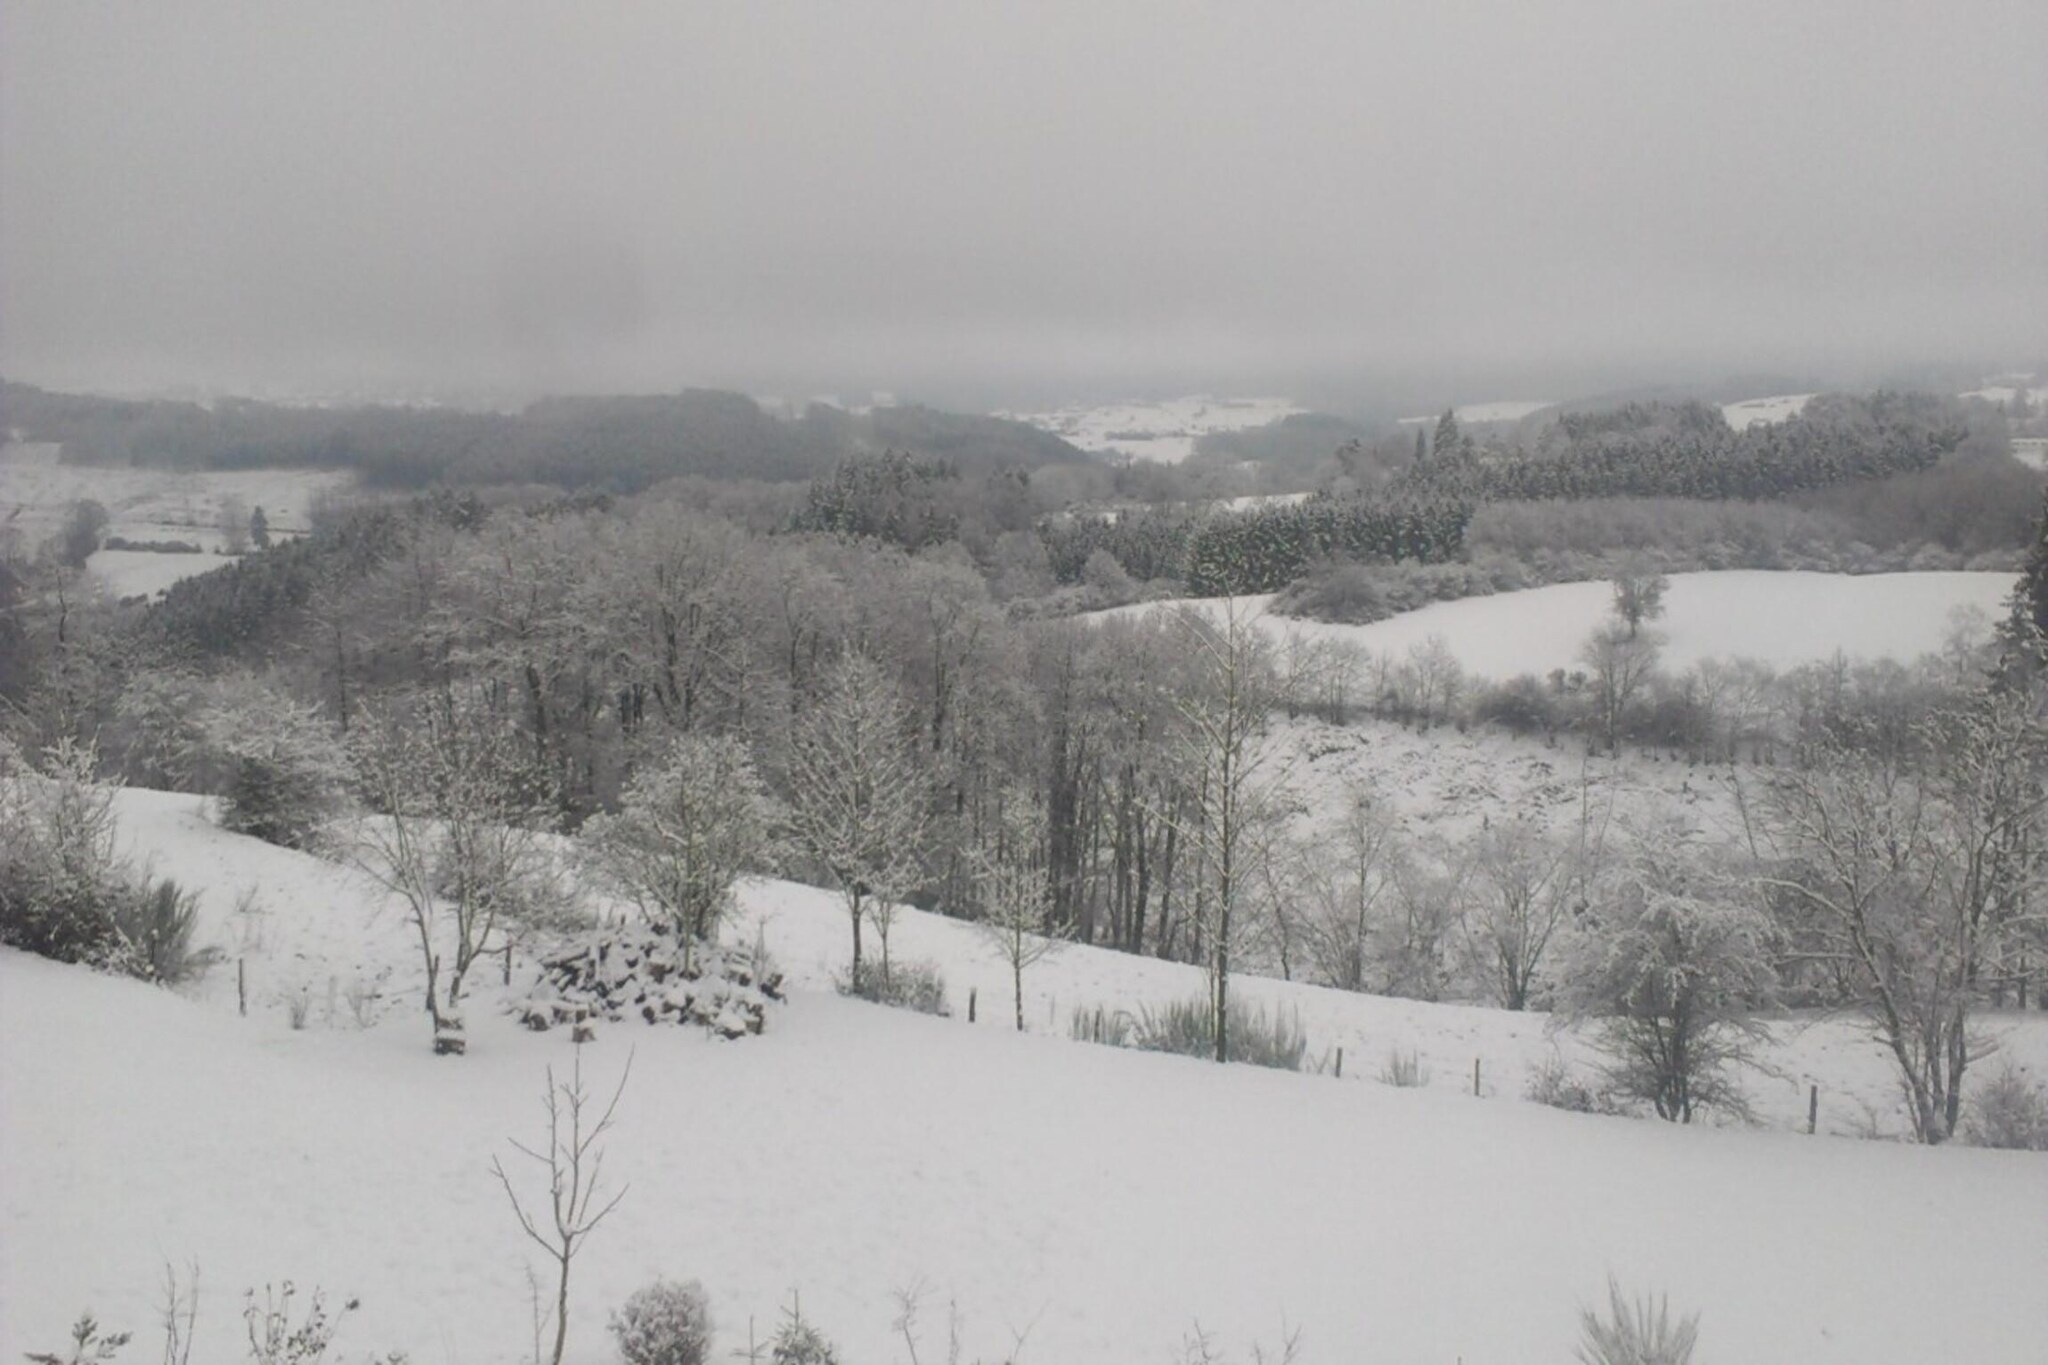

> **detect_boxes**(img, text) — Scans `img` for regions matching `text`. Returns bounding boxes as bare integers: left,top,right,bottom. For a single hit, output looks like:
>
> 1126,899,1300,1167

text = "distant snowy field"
3,790,2045,1364
1,443,352,596
994,396,1303,464
1397,399,1556,426
1104,571,2016,680
1961,382,2047,409
1720,394,1815,429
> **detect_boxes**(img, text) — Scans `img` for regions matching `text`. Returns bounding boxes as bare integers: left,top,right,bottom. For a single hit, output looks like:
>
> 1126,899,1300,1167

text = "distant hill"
0,380,1090,492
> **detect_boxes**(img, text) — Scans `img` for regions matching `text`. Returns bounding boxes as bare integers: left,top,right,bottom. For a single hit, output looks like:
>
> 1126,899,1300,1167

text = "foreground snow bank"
7,940,2047,1364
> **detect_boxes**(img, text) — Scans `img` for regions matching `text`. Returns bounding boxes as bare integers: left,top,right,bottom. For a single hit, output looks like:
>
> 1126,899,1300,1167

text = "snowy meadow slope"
1100,570,2017,680
4,792,2045,1365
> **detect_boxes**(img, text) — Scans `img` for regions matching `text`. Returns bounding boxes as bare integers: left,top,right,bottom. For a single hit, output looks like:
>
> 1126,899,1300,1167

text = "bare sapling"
491,1049,633,1365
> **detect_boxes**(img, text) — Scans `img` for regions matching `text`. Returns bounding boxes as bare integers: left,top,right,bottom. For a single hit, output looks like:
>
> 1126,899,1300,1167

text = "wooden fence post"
1808,1084,1819,1136
237,958,247,1018
1335,1046,1343,1079
968,987,977,1023
1473,1057,1482,1097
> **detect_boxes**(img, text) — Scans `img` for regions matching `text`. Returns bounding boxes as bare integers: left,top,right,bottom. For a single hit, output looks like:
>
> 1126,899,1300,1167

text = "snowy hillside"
1100,571,2016,680
4,791,2046,1364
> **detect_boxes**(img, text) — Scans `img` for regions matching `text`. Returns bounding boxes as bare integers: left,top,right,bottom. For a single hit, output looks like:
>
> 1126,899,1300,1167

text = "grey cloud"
3,1,2044,403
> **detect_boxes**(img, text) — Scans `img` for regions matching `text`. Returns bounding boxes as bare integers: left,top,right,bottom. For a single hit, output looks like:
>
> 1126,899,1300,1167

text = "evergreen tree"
1432,408,1463,461
250,505,271,548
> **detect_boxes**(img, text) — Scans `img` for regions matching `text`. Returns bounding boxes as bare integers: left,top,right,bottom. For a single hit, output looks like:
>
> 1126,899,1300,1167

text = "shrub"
838,959,950,1017
111,877,219,986
1069,1004,1137,1047
244,1282,357,1365
1525,1051,1603,1113
1963,1065,2048,1151
1573,1278,1700,1365
1378,1046,1430,1088
611,1279,714,1365
25,1312,131,1365
0,741,133,968
1124,995,1309,1071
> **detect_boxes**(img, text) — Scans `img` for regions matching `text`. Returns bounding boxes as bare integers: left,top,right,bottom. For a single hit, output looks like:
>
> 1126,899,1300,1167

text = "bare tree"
1158,601,1282,1062
1294,791,1400,992
1578,624,1661,752
1460,821,1580,1010
350,697,559,1051
787,650,928,988
1377,845,1465,1002
975,791,1065,1030
1406,635,1464,726
492,1050,632,1365
1610,558,1669,641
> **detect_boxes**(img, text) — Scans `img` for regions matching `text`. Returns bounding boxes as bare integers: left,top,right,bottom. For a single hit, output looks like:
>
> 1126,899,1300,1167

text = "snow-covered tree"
579,732,777,953
200,679,350,849
786,650,928,987
1764,691,2045,1141
974,790,1065,1031
218,493,251,554
1556,829,1776,1123
351,697,560,1051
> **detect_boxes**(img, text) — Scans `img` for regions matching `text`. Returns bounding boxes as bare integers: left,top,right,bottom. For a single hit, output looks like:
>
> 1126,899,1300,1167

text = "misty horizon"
3,2,2044,412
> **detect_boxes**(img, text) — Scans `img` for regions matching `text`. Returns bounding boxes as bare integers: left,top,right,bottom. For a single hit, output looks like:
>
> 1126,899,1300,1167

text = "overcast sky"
3,1,2044,406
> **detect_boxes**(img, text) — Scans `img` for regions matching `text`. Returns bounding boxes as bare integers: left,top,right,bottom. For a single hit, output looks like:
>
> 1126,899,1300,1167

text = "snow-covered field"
0,445,352,595
1103,571,2017,681
1397,400,1556,426
1961,381,2047,410
4,790,2045,1364
994,397,1303,464
1720,395,1815,430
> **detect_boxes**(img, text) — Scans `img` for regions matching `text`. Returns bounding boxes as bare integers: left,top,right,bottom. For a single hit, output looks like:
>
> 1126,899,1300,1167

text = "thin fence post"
237,958,247,1018
1473,1057,1482,1097
968,987,977,1023
502,940,513,986
1808,1084,1819,1136
1335,1046,1343,1080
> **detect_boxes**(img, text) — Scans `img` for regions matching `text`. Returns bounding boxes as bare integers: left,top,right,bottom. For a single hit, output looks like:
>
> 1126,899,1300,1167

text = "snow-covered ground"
4,790,2045,1364
85,547,239,599
1397,400,1556,427
994,397,1303,464
1101,571,2016,680
1719,394,1816,430
1219,491,1314,513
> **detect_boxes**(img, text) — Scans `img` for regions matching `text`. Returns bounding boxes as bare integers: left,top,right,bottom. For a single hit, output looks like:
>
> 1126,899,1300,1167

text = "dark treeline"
0,380,1086,491
1400,393,1965,504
